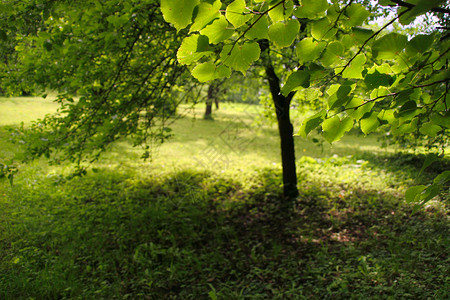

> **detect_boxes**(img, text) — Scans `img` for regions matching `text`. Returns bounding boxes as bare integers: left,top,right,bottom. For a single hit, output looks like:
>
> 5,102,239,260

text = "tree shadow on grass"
1,168,448,299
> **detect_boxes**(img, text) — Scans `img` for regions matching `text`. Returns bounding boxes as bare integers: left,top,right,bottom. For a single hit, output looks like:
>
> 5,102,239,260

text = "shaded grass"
0,168,448,299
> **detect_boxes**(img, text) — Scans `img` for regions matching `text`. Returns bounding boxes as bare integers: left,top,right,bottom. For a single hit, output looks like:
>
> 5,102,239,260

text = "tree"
204,80,224,119
1,0,187,168
161,0,449,206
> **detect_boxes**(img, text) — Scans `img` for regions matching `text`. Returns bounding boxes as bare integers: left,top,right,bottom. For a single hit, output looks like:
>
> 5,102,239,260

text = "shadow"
3,167,448,298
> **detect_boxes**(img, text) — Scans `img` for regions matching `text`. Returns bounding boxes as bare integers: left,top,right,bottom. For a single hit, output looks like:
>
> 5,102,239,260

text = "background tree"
161,0,449,207
204,79,224,119
1,0,187,169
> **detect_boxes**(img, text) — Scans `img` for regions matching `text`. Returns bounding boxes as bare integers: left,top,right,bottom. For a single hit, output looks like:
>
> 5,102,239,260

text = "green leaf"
396,100,419,121
161,0,200,31
192,62,216,82
419,122,442,137
294,0,328,19
320,41,344,67
216,65,232,78
344,4,370,27
191,62,231,82
364,70,393,89
220,42,260,74
322,116,353,143
360,112,380,134
268,19,300,48
311,18,337,40
406,34,435,55
190,0,222,32
405,185,427,203
296,38,326,64
392,118,418,135
434,170,450,185
430,112,450,128
336,54,366,79
268,1,294,23
281,70,310,96
298,111,326,138
419,153,440,176
226,0,251,28
347,98,375,120
245,15,269,39
399,0,445,25
370,87,389,99
351,27,374,45
372,33,408,60
328,85,352,110
200,16,234,44
177,34,212,65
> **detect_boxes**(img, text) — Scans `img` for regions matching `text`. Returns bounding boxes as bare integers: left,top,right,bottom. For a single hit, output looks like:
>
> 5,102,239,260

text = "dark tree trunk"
260,40,299,199
204,84,215,119
205,81,221,119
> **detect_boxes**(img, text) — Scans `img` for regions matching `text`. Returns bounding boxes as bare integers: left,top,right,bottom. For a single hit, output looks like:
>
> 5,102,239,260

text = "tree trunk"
204,84,215,119
260,40,299,199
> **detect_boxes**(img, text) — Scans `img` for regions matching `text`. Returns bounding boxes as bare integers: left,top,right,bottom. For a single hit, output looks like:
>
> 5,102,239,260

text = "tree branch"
389,0,450,14
327,8,410,84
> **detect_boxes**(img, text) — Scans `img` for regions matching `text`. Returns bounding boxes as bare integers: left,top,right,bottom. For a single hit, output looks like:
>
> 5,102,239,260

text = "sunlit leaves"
200,16,234,44
281,70,310,96
322,116,353,143
226,0,251,28
296,38,326,64
220,42,260,74
348,98,375,120
430,113,450,128
192,62,231,82
294,0,328,19
268,0,294,23
419,122,442,137
161,0,200,31
190,0,222,32
372,33,408,60
245,15,269,39
336,54,366,79
406,34,435,55
268,19,300,48
320,41,344,67
298,111,326,138
344,4,370,27
351,27,374,45
405,170,450,211
327,84,352,110
311,18,337,40
177,34,212,65
360,112,380,134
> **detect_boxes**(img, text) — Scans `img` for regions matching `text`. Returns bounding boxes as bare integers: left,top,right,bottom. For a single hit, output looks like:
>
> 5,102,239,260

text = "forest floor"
0,96,448,299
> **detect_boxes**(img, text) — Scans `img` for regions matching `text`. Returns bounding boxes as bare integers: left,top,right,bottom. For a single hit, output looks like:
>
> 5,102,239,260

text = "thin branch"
224,1,285,57
326,78,449,118
328,8,411,83
389,0,450,14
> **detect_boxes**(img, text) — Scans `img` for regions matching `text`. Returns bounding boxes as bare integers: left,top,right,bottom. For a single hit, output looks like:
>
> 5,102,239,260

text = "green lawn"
0,96,448,299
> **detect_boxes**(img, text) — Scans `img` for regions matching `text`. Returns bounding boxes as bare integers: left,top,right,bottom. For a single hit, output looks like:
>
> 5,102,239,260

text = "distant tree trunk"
204,80,223,119
260,40,299,200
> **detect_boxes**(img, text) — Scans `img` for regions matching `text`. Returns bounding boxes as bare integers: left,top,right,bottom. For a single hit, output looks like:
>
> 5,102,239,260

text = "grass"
0,96,448,299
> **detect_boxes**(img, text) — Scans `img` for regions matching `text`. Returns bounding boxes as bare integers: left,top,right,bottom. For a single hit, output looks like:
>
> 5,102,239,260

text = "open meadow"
0,96,448,299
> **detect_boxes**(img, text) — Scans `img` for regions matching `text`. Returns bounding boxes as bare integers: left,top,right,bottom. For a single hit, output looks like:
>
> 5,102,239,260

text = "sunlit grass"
0,96,59,126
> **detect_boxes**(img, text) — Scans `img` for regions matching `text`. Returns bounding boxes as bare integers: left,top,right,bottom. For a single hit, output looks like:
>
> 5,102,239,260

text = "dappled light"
1,0,449,298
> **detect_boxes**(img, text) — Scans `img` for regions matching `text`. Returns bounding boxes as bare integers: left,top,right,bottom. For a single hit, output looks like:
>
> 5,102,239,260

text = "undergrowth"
1,164,448,299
